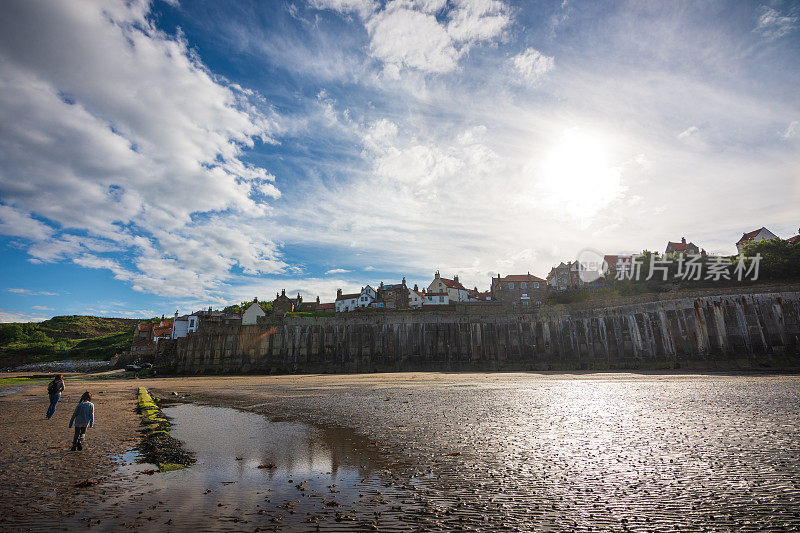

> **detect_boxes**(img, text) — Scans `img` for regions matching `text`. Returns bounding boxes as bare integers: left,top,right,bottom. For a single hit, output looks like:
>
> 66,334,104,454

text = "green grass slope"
0,316,142,367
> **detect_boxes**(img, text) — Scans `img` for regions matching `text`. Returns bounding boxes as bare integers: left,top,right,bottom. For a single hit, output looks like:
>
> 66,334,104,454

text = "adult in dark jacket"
45,374,65,419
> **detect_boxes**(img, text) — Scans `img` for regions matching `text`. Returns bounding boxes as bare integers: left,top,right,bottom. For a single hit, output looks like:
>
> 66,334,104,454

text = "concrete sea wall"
156,288,800,373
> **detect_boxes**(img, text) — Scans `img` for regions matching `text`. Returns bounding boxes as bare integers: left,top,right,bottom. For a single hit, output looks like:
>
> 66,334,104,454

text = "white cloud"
677,125,700,139
783,120,799,139
754,5,798,40
315,0,511,74
309,0,377,19
6,288,59,296
325,268,351,274
510,48,554,85
0,310,47,323
31,305,53,311
0,0,284,301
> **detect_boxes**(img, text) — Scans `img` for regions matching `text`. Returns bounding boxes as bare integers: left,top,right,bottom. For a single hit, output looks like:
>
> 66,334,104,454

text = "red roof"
336,293,360,301
152,326,172,336
426,291,448,296
788,235,800,244
317,302,335,310
666,241,698,252
439,277,466,290
737,228,766,244
496,274,546,283
138,323,153,332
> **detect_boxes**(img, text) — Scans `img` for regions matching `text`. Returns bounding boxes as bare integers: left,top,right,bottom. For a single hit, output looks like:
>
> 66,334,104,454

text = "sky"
0,0,798,322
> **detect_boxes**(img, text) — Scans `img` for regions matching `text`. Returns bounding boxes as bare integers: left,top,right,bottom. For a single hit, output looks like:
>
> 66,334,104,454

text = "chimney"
208,306,212,314
253,297,258,302
454,275,459,283
316,295,320,304
174,310,178,318
379,281,384,288
434,270,440,279
681,237,686,244
414,284,418,291
337,288,342,298
281,289,285,296
402,277,406,286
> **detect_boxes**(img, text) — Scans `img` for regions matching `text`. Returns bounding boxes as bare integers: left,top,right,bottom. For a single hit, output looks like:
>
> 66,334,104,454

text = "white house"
427,271,469,302
737,227,779,253
409,285,425,308
171,311,199,339
335,285,377,312
242,298,266,325
425,291,450,305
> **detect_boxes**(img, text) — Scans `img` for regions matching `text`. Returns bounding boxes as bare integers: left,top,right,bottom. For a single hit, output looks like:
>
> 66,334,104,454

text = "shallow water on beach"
51,374,800,531
70,403,410,531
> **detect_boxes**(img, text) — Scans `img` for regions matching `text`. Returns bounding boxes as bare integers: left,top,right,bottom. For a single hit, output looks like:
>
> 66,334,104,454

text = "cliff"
156,287,800,373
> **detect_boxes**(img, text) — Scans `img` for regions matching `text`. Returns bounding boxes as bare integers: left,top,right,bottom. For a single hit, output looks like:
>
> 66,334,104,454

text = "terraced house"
491,273,548,309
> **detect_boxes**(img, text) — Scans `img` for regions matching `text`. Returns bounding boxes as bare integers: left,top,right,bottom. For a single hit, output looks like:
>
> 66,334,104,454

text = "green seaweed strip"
135,387,195,471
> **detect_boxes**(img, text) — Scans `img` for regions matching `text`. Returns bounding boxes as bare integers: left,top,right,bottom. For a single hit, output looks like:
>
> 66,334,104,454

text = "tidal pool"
74,403,412,531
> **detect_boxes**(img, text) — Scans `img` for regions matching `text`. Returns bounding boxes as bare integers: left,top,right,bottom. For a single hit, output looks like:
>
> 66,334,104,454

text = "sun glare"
537,129,623,221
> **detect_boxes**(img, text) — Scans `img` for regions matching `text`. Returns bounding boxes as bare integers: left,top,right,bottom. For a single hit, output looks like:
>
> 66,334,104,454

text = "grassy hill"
0,315,142,367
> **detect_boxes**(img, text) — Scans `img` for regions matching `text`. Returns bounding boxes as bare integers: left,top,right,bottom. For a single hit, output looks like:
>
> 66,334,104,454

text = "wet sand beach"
2,372,800,531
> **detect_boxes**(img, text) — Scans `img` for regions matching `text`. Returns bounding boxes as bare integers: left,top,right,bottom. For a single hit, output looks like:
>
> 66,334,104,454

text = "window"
533,282,539,289
508,282,514,289
521,282,527,289
439,296,444,302
522,301,529,307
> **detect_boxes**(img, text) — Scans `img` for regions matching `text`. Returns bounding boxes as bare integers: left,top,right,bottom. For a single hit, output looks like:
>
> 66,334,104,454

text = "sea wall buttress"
155,289,800,373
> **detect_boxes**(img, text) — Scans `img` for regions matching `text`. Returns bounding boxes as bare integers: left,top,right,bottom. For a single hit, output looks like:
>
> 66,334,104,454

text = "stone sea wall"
156,288,800,373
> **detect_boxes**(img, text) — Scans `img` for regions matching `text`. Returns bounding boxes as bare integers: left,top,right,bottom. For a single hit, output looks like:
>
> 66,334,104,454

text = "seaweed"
135,387,195,471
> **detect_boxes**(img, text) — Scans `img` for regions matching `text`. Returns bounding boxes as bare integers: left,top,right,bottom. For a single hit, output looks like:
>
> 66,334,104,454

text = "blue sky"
0,0,798,321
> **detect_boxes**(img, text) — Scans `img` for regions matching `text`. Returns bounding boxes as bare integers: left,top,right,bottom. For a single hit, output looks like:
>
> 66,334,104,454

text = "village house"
425,291,450,305
427,271,469,302
736,227,779,253
665,237,701,255
787,228,800,244
491,273,547,309
297,296,336,313
409,284,425,308
171,312,199,339
272,289,301,316
242,298,267,325
603,255,633,276
335,285,377,312
373,279,410,310
547,262,573,291
466,287,492,301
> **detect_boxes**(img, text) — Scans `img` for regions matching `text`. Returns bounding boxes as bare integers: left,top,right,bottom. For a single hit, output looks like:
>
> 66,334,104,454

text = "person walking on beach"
68,392,94,451
45,374,65,419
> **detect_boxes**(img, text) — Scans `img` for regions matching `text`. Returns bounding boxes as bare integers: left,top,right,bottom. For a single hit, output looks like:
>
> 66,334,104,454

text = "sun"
536,128,623,221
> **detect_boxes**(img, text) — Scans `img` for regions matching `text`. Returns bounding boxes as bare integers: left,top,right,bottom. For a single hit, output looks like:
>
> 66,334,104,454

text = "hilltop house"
242,298,267,325
427,271,469,302
736,227,779,253
787,228,800,244
491,273,547,308
665,237,701,255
